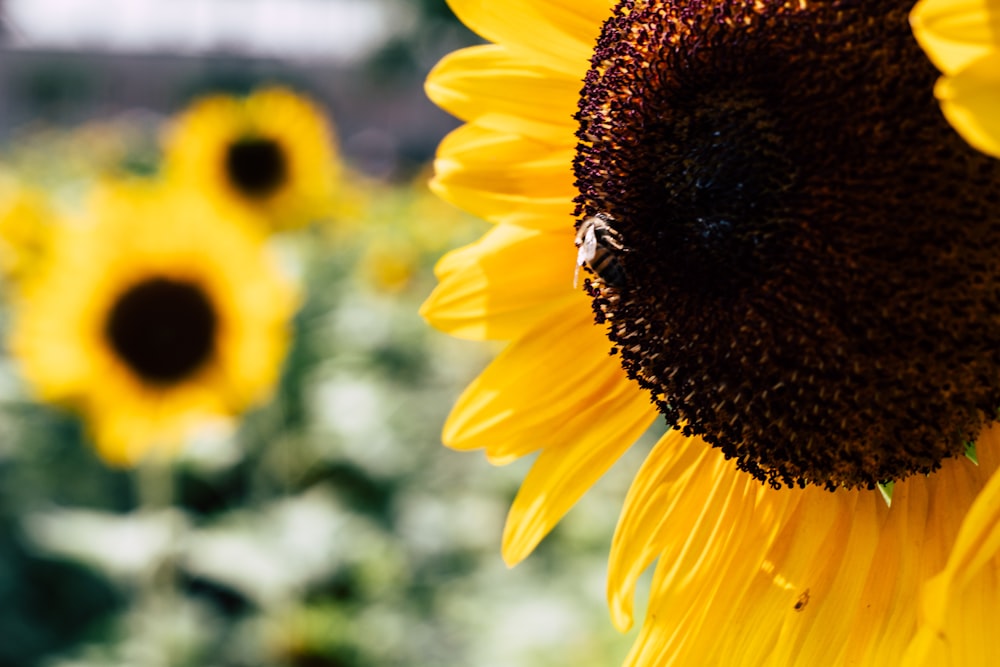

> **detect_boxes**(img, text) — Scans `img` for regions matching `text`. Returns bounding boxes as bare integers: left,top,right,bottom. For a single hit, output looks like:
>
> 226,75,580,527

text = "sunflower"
422,1,1000,665
163,87,340,231
0,173,51,284
911,0,1000,160
10,182,297,465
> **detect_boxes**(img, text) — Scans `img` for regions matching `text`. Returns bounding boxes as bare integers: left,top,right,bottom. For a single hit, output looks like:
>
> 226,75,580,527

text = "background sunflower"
163,87,341,231
0,2,651,665
11,184,297,464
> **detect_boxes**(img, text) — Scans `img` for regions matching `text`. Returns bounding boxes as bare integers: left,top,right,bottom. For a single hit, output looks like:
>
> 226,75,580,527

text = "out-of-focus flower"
422,0,1000,665
10,182,298,465
162,87,340,231
911,0,1000,158
0,173,52,284
361,237,421,294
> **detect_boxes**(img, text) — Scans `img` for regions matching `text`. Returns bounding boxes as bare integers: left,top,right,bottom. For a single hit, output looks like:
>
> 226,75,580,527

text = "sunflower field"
0,56,645,667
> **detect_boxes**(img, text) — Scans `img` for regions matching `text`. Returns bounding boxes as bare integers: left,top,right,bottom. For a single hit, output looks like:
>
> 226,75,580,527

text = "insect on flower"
574,212,628,289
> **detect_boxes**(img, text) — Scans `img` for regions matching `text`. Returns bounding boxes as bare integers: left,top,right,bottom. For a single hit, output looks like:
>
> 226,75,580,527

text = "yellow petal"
421,224,584,341
610,429,1000,666
443,299,646,465
934,52,1000,158
446,0,610,77
903,426,1000,666
431,123,577,229
501,380,655,566
426,44,581,144
911,0,1000,75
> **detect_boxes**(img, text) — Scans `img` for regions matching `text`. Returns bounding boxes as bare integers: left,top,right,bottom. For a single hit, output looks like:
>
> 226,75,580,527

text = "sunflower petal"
911,0,1000,75
431,123,577,229
903,427,1000,666
421,224,583,341
501,380,655,566
446,0,610,76
426,44,581,144
443,300,648,465
934,53,1000,158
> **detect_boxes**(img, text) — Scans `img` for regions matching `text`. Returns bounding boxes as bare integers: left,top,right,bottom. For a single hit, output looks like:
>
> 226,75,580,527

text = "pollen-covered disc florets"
574,0,1000,489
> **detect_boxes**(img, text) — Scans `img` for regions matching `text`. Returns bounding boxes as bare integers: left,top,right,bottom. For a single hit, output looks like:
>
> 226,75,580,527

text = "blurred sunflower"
422,1,1000,665
0,173,51,284
163,87,339,231
11,183,297,465
911,0,1000,159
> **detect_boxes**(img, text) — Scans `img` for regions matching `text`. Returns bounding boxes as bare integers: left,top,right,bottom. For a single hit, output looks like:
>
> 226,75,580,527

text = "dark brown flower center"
106,277,218,385
226,138,287,197
573,0,1000,490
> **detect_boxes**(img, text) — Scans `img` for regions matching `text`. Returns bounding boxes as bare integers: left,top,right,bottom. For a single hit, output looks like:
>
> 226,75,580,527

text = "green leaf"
877,481,894,508
966,440,979,466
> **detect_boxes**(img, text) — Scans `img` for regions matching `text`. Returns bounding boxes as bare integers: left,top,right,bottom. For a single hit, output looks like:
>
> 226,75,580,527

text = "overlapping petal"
911,0,1000,157
501,375,656,565
421,224,583,340
933,53,1000,158
608,428,1000,666
427,45,583,144
443,297,653,459
911,0,1000,75
446,0,610,76
431,123,577,229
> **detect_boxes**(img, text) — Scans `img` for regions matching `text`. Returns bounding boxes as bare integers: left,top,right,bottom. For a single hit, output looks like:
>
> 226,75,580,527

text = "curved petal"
501,377,656,566
426,44,581,144
443,299,647,465
911,0,1000,75
446,0,611,77
903,426,1000,666
421,224,584,341
610,430,1000,666
934,53,1000,158
431,123,577,229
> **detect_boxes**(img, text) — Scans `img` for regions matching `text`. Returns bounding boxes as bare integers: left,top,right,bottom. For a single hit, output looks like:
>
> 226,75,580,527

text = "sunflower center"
574,0,1000,490
105,278,218,385
225,138,287,197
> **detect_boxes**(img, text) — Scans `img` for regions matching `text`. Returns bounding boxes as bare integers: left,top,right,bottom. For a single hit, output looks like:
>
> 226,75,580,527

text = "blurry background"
0,2,653,665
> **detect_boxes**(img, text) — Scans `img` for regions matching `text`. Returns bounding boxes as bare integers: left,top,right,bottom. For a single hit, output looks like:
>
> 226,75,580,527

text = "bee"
574,212,627,289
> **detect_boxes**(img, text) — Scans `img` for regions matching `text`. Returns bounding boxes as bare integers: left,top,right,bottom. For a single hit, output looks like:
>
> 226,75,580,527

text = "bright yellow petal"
911,0,1000,75
426,44,581,144
609,428,1000,666
501,378,656,565
904,427,1000,666
446,0,611,76
443,300,648,464
431,123,577,229
934,52,1000,158
421,224,583,340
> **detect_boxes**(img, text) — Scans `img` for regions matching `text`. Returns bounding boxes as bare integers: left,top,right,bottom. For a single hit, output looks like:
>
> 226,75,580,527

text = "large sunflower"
422,1,1000,665
162,87,340,231
11,183,297,465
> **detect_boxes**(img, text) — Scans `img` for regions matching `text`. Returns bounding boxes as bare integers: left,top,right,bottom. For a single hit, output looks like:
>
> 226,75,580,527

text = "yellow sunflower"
911,0,1000,159
0,173,51,284
163,87,340,231
422,1,1000,665
10,182,298,465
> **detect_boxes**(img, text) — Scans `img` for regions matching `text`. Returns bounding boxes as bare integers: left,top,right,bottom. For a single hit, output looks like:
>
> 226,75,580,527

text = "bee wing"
574,223,598,288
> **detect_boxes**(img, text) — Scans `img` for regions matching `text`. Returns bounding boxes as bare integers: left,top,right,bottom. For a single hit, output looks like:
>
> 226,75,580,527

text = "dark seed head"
106,278,218,385
225,138,287,198
573,0,1000,490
